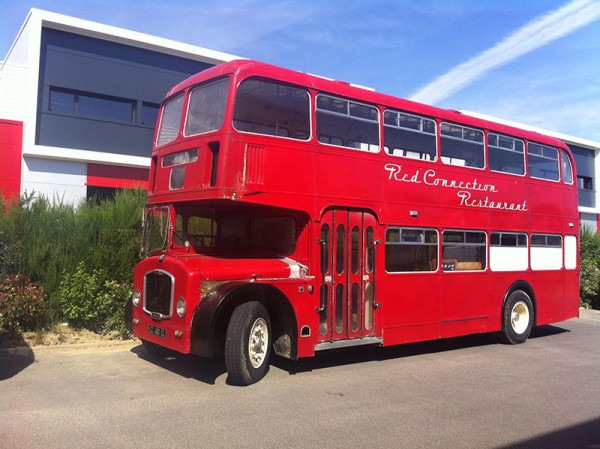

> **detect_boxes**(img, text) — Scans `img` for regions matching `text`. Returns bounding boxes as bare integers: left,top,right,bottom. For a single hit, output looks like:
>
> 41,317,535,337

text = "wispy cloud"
409,0,600,105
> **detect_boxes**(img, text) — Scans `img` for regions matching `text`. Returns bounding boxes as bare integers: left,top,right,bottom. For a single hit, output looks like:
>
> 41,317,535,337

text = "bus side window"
561,149,574,184
440,123,484,169
233,79,310,141
385,227,438,272
442,230,486,271
488,133,525,176
490,232,528,272
530,233,562,270
316,94,380,152
384,110,437,162
528,143,559,181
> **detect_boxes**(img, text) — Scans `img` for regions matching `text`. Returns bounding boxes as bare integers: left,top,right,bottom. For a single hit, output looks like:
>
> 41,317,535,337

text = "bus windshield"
173,206,297,256
141,206,170,258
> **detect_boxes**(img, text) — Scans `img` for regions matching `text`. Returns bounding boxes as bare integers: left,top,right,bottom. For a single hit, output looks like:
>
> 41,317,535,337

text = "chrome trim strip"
315,336,382,352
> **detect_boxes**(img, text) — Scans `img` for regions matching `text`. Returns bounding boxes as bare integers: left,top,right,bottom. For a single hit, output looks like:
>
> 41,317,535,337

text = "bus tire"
500,290,534,345
225,301,271,385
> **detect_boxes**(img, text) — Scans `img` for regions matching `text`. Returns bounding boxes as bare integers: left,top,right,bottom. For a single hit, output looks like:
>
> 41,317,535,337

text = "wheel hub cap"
248,318,268,368
511,301,530,335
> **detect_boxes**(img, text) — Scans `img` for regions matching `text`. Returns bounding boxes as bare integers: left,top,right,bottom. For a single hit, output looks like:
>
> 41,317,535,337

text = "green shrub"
55,262,132,335
580,226,600,309
0,189,145,331
0,274,49,334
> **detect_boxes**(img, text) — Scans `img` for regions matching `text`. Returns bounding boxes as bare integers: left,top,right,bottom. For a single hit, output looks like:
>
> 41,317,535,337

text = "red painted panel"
87,163,149,189
0,119,23,202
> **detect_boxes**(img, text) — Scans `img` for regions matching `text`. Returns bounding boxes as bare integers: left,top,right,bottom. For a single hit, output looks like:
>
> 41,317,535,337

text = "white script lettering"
456,191,528,211
385,163,527,212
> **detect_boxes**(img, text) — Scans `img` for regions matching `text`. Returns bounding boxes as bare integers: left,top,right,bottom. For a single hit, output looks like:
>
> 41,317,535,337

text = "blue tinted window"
49,90,75,113
79,95,134,122
142,103,160,126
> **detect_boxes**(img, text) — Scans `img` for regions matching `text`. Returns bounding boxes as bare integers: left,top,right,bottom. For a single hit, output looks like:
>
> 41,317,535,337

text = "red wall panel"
0,119,23,202
87,163,149,190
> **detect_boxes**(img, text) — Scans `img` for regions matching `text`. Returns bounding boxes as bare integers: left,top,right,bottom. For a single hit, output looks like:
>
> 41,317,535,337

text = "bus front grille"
144,270,174,319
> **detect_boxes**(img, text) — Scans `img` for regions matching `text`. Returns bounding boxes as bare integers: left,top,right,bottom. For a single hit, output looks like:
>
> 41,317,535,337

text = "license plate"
148,325,167,339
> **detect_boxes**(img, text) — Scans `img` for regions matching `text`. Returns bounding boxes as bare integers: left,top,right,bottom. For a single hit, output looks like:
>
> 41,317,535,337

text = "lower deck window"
530,233,562,270
442,230,486,271
490,232,528,272
385,227,438,272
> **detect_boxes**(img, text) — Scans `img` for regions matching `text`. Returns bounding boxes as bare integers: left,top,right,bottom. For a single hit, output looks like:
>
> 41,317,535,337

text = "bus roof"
165,59,568,151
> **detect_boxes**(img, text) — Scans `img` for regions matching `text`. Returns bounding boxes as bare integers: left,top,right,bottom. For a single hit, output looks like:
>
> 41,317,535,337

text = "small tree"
580,226,600,309
0,274,49,334
55,262,131,335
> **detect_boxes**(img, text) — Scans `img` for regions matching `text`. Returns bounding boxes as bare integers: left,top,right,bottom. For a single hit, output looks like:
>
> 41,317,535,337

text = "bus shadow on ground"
130,344,227,385
0,334,35,381
529,323,570,339
272,324,570,376
129,324,569,384
496,416,600,449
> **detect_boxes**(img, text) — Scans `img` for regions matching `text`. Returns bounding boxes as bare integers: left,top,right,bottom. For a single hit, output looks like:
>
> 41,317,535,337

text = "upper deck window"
316,94,379,152
488,133,525,176
184,78,230,136
440,123,485,169
561,149,574,184
384,110,437,161
156,94,184,146
233,79,310,140
528,143,559,181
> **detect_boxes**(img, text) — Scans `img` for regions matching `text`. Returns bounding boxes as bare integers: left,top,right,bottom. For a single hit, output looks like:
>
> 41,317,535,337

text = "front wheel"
225,301,272,385
500,290,534,344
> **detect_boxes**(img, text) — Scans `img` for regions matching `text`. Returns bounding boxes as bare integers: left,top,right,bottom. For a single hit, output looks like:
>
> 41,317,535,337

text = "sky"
1,0,600,142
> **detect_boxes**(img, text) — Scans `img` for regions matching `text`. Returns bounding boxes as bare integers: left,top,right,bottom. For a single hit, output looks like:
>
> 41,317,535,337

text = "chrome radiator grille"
144,270,174,319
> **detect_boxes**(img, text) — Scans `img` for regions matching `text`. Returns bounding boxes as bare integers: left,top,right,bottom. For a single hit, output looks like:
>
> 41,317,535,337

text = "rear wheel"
225,301,271,385
500,290,534,344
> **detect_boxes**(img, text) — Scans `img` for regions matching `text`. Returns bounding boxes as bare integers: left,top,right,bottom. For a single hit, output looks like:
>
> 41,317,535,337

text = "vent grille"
245,144,266,186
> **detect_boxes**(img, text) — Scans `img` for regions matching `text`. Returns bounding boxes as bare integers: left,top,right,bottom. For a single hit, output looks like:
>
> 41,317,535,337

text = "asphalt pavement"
1,309,599,449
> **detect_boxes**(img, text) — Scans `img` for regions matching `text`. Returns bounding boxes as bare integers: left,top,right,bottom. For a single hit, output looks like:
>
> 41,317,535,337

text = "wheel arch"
190,282,298,360
502,280,537,327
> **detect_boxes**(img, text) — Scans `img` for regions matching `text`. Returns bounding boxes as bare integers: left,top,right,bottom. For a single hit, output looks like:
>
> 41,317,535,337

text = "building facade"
1,9,598,231
0,9,237,204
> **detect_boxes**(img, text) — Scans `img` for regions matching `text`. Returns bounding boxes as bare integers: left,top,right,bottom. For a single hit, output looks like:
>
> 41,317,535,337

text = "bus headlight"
132,289,141,307
176,297,186,318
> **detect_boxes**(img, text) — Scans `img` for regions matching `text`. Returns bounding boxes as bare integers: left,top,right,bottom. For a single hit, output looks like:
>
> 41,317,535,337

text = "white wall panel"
22,156,87,204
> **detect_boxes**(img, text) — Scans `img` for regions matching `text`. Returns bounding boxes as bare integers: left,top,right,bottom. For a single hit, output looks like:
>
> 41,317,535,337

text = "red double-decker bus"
129,60,579,385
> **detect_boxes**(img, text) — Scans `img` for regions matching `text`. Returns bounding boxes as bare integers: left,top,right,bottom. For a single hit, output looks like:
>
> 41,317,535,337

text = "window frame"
527,142,560,182
49,87,136,124
316,93,380,153
156,94,185,147
440,122,485,170
487,132,526,177
384,226,439,273
383,109,438,162
184,77,231,138
232,77,312,142
560,149,574,185
441,229,487,272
